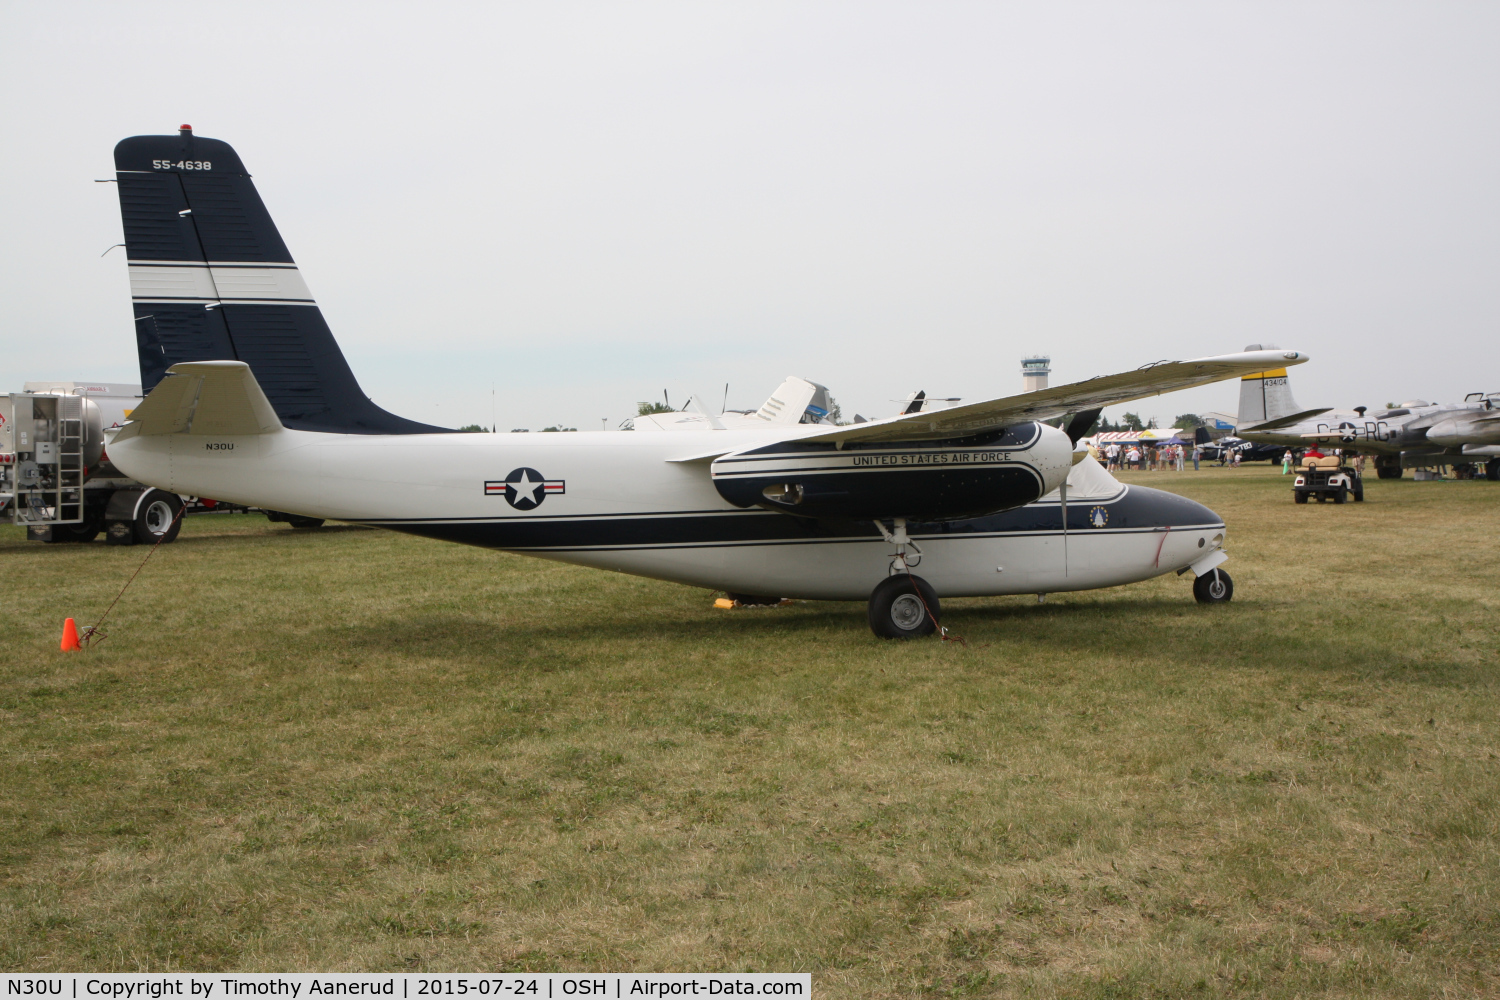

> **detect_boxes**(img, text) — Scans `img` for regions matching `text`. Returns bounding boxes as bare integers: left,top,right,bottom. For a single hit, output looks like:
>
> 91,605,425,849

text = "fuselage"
108,421,1226,601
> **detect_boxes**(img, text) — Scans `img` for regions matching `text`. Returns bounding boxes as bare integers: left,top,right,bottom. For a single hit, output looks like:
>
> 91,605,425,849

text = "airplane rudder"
1261,369,1303,421
1237,373,1267,426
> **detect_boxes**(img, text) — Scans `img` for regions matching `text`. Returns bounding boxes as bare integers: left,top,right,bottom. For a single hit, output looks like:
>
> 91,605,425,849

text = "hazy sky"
2,2,1496,431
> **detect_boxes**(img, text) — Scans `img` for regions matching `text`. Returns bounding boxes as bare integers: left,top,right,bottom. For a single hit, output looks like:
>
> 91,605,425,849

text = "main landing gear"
869,573,940,639
868,518,942,639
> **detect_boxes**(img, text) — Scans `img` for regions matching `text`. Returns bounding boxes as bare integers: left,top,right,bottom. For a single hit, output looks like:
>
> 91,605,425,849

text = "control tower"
1021,355,1051,393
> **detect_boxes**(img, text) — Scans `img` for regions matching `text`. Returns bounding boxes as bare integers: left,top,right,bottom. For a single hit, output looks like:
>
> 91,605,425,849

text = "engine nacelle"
711,422,1072,520
1428,416,1500,448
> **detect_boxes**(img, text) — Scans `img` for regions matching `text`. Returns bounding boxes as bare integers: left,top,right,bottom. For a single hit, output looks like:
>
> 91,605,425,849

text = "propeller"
1064,408,1102,445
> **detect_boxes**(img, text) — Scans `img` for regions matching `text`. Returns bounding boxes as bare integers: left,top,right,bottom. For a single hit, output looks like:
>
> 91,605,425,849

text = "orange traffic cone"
60,618,82,652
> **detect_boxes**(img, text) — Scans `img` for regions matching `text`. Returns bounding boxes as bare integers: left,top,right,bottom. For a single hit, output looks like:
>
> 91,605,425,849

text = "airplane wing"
791,349,1308,445
112,361,283,441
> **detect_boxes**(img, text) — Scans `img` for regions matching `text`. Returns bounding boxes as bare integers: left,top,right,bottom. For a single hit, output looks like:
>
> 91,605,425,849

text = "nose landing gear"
1193,567,1234,604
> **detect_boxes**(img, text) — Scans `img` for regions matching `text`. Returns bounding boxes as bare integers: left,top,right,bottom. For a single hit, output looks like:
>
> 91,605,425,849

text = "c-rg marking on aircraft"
103,126,1308,638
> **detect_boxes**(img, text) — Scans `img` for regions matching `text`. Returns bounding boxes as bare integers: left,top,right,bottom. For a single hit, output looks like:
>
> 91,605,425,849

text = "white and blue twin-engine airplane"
106,127,1307,637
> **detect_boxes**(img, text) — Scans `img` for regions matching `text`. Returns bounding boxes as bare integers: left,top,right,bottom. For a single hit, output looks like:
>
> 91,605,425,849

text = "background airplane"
1233,352,1500,479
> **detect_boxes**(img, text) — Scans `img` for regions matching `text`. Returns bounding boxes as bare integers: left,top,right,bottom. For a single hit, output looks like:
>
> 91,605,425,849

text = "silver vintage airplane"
101,128,1308,637
1234,353,1500,480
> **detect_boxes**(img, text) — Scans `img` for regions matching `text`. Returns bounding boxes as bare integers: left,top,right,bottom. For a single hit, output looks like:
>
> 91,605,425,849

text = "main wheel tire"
1377,465,1402,479
1294,492,1308,504
868,574,940,639
133,490,183,545
1488,459,1500,482
1193,568,1234,604
286,515,325,529
725,592,781,606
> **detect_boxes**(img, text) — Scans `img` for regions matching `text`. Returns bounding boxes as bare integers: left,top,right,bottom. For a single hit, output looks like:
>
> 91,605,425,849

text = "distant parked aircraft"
1233,349,1499,479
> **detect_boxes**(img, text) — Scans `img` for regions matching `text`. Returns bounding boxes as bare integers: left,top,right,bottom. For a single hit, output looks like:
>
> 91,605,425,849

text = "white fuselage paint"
108,422,1225,601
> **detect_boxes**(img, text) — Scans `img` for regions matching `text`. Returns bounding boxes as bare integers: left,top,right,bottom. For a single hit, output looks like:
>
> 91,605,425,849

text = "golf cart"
1293,451,1364,504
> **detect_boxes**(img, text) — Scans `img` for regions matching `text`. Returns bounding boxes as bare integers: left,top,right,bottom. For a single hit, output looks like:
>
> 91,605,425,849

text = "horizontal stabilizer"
113,361,282,441
1239,408,1334,432
666,447,738,463
794,350,1309,445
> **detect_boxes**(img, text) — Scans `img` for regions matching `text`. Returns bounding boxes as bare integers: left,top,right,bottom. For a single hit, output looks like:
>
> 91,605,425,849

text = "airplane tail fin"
754,377,833,424
1235,343,1303,427
113,128,446,434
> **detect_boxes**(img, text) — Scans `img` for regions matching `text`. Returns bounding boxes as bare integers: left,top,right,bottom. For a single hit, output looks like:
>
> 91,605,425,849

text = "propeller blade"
1064,408,1102,445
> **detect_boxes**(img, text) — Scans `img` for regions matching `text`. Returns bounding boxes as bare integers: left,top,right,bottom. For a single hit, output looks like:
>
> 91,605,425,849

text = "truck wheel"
868,574,940,639
54,521,101,543
133,490,183,545
1294,491,1308,504
1353,478,1365,501
1193,568,1233,604
39,518,101,543
1334,485,1347,504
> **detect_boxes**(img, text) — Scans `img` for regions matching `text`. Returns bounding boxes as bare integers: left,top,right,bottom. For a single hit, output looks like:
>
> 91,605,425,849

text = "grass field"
1,464,1497,996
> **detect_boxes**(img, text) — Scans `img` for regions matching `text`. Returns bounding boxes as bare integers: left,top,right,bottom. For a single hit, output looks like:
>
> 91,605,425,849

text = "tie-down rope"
80,502,189,648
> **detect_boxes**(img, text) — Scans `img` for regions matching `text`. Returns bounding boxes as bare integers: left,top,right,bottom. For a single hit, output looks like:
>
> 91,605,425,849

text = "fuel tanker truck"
0,381,323,545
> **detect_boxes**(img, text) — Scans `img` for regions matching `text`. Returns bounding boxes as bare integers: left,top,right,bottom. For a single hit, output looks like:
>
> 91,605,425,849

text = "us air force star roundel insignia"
1088,506,1109,528
484,468,565,510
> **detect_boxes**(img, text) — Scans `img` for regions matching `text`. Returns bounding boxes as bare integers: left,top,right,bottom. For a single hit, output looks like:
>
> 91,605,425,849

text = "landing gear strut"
868,518,942,639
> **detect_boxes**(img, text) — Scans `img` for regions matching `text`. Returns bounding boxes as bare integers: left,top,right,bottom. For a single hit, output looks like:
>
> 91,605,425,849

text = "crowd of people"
1095,440,1210,472
1088,441,1365,475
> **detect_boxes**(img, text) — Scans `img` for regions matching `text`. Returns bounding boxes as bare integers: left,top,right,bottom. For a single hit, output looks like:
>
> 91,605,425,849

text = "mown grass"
0,465,1496,996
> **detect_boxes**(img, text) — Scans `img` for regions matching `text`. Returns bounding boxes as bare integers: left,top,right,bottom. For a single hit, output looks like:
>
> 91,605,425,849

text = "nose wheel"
1193,568,1234,604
